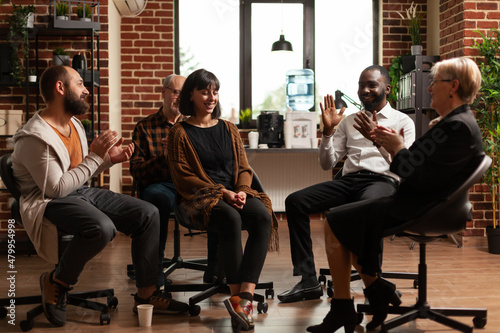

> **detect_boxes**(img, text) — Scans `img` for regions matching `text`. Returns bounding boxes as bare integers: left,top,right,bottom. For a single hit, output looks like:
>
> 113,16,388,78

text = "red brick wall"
381,0,428,68
120,0,175,195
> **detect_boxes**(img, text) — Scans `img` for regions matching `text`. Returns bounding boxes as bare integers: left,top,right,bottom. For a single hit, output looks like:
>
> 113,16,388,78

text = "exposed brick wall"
381,0,428,68
120,0,175,195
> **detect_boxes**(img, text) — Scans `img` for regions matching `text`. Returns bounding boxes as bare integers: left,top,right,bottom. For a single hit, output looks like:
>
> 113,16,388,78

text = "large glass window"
315,0,374,116
178,0,240,122
178,0,375,121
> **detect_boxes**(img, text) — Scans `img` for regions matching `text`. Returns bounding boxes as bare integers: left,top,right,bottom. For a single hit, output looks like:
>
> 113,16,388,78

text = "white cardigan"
11,111,112,263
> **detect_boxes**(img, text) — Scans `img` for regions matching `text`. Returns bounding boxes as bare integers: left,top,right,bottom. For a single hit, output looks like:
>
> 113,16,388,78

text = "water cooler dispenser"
285,69,317,148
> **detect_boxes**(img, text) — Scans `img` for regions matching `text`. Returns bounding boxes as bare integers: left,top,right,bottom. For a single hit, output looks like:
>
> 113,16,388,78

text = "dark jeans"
45,186,160,288
285,173,397,278
208,198,271,285
141,182,176,287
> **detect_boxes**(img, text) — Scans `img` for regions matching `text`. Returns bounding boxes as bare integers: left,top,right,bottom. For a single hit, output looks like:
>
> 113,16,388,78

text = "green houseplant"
53,47,70,66
76,4,92,21
55,1,69,20
397,1,423,55
239,108,252,129
5,4,37,86
388,55,403,107
472,27,500,253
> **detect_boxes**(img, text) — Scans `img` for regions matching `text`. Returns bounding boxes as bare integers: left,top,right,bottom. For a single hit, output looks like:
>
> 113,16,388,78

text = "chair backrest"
175,168,265,231
384,155,492,238
0,153,21,202
0,153,23,225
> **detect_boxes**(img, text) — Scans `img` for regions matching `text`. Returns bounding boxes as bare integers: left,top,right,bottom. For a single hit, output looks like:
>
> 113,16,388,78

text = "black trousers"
45,186,160,288
285,172,397,278
208,197,271,285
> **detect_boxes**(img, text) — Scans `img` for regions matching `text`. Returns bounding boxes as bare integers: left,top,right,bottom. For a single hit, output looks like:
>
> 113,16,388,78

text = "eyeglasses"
429,79,452,86
165,87,181,96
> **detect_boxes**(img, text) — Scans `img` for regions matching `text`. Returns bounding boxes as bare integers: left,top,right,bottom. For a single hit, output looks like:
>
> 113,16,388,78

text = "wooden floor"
1,220,500,332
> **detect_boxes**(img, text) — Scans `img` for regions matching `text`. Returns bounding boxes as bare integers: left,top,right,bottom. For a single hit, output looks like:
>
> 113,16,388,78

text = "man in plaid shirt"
130,74,186,289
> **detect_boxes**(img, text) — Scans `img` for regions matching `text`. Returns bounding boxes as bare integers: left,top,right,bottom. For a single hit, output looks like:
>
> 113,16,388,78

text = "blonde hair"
431,57,481,104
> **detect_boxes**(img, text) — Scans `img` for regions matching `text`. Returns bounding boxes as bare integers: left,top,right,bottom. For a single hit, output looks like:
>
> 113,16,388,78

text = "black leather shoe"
278,280,323,303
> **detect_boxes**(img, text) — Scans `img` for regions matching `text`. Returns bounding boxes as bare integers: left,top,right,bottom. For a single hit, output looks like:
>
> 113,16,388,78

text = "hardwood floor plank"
1,220,499,332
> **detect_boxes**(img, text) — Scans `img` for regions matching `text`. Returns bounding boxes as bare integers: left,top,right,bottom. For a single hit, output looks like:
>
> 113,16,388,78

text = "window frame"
174,0,379,112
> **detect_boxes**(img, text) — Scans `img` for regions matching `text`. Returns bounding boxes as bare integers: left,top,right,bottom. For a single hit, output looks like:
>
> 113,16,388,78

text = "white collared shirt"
319,102,416,182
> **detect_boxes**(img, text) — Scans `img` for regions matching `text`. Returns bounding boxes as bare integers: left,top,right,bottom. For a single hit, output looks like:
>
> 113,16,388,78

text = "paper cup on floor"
137,304,154,327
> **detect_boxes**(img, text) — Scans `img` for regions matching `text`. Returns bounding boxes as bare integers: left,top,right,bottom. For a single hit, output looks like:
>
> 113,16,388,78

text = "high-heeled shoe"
363,277,402,330
306,298,357,333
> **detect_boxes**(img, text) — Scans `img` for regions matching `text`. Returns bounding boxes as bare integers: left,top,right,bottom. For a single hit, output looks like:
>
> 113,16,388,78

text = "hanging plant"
4,4,37,86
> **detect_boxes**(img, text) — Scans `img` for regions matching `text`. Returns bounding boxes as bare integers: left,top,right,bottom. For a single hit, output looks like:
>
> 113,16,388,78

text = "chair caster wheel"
318,275,326,285
257,301,268,314
100,312,111,325
20,319,34,332
265,288,274,299
189,305,201,316
127,264,136,280
327,287,333,298
107,296,118,308
473,316,487,328
413,279,419,289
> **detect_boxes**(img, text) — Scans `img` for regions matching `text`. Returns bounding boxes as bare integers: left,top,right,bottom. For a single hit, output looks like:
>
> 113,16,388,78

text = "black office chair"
163,170,275,316
318,167,418,296
357,155,491,333
0,153,118,331
126,180,209,283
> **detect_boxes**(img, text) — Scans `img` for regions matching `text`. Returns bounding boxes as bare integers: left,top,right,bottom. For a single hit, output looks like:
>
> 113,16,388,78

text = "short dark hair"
39,66,70,103
363,65,391,85
179,69,221,118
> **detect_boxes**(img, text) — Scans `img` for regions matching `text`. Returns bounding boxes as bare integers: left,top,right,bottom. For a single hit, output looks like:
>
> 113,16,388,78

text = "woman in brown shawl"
167,69,278,331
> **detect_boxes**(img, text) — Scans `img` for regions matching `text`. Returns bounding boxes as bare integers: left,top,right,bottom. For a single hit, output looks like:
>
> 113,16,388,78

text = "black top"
181,120,234,190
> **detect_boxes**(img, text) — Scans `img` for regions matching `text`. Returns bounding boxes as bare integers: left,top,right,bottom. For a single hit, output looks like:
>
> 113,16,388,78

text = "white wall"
108,3,122,193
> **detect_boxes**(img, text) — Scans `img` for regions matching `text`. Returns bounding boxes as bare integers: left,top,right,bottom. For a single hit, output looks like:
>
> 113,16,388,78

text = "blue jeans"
140,182,176,288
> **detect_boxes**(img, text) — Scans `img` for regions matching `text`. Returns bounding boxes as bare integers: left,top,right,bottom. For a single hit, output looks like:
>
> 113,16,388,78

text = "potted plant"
55,1,69,20
472,28,500,254
5,4,37,86
76,4,92,22
387,55,403,108
239,108,252,129
80,119,93,140
397,1,423,55
53,47,70,66
28,68,37,83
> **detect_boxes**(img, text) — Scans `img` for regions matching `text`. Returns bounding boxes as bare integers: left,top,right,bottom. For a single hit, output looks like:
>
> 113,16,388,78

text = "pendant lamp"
271,0,293,52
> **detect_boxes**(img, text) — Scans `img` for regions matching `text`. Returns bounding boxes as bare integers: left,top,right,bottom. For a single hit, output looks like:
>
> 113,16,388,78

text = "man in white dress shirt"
278,65,416,303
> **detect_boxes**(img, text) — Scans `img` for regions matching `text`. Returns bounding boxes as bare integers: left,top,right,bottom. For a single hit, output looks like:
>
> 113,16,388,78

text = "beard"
361,90,386,111
64,89,90,116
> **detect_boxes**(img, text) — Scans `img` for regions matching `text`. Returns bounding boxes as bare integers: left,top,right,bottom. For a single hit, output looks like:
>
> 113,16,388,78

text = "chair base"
163,278,274,316
357,301,487,333
0,289,116,331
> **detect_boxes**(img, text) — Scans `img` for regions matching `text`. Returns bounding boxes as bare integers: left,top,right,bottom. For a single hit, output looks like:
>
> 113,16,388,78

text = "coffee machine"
257,111,284,148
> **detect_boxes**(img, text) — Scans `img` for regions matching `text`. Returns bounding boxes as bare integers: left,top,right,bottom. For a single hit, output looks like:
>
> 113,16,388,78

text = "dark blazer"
390,104,484,220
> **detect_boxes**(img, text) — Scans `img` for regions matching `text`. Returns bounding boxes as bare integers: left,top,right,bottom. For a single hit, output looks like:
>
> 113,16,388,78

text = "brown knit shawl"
167,119,279,252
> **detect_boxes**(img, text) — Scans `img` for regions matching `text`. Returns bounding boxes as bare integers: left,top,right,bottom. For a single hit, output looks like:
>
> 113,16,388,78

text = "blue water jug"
286,69,314,111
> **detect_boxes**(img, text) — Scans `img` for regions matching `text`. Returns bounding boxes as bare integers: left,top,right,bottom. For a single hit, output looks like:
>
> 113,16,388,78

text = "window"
176,0,377,121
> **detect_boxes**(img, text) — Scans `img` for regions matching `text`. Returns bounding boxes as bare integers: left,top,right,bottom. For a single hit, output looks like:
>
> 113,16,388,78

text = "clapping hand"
109,137,134,164
371,125,406,158
354,111,378,141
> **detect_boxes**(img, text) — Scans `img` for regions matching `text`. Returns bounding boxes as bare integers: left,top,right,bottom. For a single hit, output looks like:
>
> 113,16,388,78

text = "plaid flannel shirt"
130,107,184,187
